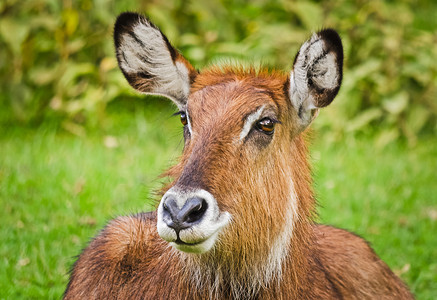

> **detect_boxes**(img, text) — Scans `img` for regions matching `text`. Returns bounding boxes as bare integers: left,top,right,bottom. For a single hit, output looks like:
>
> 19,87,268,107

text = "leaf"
285,1,322,30
345,59,382,85
29,66,60,86
62,120,86,137
65,39,86,54
215,42,249,54
375,128,400,148
99,57,117,72
406,105,431,134
29,14,60,32
57,62,95,91
179,33,202,47
186,47,206,62
347,108,383,132
0,17,29,54
382,92,409,115
62,9,79,36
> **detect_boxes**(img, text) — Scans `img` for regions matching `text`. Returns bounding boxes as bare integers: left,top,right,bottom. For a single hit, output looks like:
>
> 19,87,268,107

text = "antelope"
64,12,413,299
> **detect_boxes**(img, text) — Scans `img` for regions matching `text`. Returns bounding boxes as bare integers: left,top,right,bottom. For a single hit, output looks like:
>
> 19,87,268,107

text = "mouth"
174,236,203,246
160,212,231,254
170,232,220,254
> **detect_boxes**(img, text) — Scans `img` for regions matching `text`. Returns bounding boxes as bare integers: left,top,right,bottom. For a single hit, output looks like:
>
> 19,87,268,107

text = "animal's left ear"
287,29,343,130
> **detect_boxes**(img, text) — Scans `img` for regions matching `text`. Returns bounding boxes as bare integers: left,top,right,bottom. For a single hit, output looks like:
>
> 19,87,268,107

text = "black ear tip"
316,28,343,60
114,12,143,47
317,29,341,41
114,12,142,29
317,29,342,46
115,11,142,27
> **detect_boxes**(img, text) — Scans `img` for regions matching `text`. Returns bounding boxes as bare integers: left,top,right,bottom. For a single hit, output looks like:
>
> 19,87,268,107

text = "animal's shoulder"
64,211,171,299
313,224,391,274
312,224,413,299
314,224,372,250
96,211,160,259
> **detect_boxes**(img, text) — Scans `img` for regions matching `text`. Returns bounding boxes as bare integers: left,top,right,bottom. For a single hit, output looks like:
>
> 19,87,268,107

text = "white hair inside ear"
288,29,343,130
289,71,318,126
114,12,197,109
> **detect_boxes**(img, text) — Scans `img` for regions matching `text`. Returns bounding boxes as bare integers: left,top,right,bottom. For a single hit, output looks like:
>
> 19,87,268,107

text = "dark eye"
180,111,188,126
255,118,275,135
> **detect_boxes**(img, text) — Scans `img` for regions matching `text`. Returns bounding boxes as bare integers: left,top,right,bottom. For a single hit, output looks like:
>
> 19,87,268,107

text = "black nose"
162,197,208,232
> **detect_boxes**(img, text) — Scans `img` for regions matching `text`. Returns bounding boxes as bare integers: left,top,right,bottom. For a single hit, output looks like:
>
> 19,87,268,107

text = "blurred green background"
0,0,436,298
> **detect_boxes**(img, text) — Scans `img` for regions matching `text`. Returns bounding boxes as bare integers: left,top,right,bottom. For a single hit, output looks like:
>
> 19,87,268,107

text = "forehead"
188,67,288,117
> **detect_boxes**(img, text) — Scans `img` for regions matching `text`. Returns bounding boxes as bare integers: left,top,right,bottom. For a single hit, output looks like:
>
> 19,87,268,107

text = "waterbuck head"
114,12,343,287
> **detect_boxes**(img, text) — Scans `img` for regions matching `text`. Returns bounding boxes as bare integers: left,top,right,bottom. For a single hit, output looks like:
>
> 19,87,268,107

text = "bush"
1,0,435,142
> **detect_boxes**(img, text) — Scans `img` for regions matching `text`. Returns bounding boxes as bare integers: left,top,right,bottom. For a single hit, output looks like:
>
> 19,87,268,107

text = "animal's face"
114,12,343,255
159,74,293,254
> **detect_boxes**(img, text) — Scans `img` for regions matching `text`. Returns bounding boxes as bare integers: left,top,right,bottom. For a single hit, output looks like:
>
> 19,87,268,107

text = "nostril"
162,198,179,222
186,199,208,223
179,198,208,225
161,196,208,231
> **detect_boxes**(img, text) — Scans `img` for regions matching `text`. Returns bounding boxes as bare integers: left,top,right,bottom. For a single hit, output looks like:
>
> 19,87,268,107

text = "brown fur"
65,66,413,299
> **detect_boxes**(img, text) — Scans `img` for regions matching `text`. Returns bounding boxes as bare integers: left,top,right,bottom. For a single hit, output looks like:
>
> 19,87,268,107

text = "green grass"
0,101,436,299
311,133,437,299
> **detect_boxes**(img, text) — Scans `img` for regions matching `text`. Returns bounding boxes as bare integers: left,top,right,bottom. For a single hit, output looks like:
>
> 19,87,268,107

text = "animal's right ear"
114,12,197,108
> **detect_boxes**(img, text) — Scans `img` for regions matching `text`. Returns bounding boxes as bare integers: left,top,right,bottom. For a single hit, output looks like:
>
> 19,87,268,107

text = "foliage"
0,0,436,140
